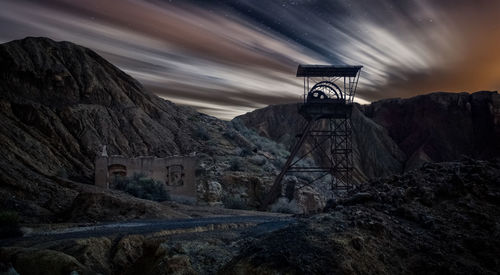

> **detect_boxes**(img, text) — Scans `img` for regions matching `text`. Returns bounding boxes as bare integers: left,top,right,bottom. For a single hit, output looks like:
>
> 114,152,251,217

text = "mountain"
0,37,200,181
2,36,498,224
236,91,500,182
362,92,500,168
0,37,288,222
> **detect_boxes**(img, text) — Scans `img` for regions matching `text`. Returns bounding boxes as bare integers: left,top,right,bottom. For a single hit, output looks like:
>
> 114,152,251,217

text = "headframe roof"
296,64,363,77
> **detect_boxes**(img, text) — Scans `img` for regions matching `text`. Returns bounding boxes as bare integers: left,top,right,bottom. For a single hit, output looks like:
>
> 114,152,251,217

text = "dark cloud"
1,0,499,119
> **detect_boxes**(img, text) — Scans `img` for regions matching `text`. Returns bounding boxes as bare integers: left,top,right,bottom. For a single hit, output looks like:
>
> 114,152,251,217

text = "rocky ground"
0,213,293,275
2,159,498,274
222,158,500,274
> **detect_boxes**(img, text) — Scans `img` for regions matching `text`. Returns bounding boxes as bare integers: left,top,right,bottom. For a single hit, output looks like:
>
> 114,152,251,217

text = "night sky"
1,0,499,119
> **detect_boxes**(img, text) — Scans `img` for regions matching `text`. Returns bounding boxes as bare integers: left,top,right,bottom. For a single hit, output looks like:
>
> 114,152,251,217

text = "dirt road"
1,215,294,246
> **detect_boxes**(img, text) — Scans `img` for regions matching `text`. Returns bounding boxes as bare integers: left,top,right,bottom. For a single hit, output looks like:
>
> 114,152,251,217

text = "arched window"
108,164,127,181
166,165,184,186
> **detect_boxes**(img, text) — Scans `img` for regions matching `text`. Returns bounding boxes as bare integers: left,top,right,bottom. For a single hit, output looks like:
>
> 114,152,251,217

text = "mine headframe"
261,64,362,210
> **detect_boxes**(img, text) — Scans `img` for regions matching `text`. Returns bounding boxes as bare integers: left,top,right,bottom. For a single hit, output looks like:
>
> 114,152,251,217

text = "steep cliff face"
363,91,500,171
0,37,287,222
237,91,500,181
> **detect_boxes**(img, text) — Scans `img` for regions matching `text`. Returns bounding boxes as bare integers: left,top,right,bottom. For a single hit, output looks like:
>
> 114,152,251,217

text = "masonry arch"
166,165,184,186
108,164,127,181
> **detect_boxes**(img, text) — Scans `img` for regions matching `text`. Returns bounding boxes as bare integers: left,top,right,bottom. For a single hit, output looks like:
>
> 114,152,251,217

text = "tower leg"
260,120,313,210
260,116,353,210
329,117,352,191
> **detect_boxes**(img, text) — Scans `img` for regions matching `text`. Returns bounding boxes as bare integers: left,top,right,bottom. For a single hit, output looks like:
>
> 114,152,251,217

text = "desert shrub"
0,211,22,238
222,195,249,210
187,115,200,122
263,162,277,172
194,126,210,141
229,157,244,171
297,173,314,182
270,157,286,169
249,155,267,166
113,173,170,202
239,147,253,157
222,130,235,140
231,118,289,161
55,168,68,178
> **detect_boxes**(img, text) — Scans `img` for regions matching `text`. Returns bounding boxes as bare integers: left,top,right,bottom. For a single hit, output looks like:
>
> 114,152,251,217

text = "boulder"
0,247,90,275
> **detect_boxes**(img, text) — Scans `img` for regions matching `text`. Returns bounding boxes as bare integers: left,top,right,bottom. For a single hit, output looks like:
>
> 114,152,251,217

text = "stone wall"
95,155,197,203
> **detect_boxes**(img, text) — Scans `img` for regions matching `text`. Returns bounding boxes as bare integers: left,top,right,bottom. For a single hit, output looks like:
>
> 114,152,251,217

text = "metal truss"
261,64,361,210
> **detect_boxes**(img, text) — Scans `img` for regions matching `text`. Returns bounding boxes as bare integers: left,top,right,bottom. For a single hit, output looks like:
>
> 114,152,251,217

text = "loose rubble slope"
222,158,500,274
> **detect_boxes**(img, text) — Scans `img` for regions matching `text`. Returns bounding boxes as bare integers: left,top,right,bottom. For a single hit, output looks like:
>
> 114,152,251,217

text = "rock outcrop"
0,247,90,275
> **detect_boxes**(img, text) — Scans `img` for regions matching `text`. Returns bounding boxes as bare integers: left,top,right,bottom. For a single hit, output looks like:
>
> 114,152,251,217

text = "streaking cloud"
1,0,499,119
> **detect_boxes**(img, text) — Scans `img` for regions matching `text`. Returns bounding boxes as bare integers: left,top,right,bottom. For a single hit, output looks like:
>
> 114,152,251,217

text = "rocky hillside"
0,36,200,182
0,37,290,222
363,92,500,169
2,36,498,223
222,158,500,274
237,91,500,182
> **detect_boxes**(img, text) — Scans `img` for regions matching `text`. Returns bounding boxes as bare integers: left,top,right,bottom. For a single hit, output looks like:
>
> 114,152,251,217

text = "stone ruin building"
94,146,197,203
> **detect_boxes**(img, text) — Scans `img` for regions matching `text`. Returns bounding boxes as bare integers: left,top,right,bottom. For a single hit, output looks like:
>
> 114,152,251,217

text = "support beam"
260,120,313,210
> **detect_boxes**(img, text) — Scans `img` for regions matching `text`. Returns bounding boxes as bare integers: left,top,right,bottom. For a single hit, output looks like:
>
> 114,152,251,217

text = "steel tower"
262,64,362,208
